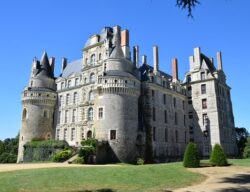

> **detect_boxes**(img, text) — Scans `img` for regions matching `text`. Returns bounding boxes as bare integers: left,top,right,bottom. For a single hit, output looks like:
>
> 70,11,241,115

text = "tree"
243,137,250,158
235,127,249,157
210,144,228,166
183,142,200,168
176,0,200,17
0,135,19,163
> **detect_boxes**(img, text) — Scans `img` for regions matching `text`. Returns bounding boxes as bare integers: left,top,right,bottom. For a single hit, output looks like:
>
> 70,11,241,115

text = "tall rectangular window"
73,92,78,104
203,113,208,125
75,78,79,86
201,72,205,80
182,100,185,110
68,80,71,87
98,107,104,119
152,90,155,99
175,130,178,142
164,110,168,123
189,112,193,119
163,94,166,104
71,128,75,141
61,82,64,89
202,99,207,109
184,115,186,126
152,107,156,121
173,97,176,108
174,112,178,125
58,111,61,124
110,130,116,140
65,110,69,123
66,94,70,105
59,95,63,106
201,84,206,94
188,97,192,104
72,109,76,123
63,128,67,140
165,128,168,142
153,127,156,141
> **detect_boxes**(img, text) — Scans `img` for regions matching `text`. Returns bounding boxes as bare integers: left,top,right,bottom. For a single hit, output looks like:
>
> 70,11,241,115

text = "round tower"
17,52,57,162
95,26,140,163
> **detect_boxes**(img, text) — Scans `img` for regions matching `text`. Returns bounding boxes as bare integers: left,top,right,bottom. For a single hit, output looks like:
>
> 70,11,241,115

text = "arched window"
90,73,95,83
88,107,93,121
84,77,87,84
22,108,27,120
90,54,95,65
89,91,94,101
87,130,92,138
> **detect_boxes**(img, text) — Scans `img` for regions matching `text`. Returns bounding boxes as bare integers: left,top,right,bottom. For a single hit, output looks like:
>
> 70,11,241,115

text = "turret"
17,52,57,163
95,26,140,163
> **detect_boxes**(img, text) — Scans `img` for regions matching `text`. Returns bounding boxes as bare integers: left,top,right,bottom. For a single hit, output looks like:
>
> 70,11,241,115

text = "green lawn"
0,163,205,192
229,158,250,167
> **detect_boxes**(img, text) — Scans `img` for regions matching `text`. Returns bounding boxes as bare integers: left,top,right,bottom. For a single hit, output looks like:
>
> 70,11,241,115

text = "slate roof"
61,59,82,78
35,52,54,79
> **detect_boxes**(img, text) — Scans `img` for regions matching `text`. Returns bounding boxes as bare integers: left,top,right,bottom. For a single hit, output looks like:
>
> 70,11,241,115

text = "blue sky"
0,0,249,140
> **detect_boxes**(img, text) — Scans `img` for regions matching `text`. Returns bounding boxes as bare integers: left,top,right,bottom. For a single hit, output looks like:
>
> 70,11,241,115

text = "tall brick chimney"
121,29,130,59
153,46,159,75
61,58,67,73
172,58,179,81
217,51,223,70
133,45,139,68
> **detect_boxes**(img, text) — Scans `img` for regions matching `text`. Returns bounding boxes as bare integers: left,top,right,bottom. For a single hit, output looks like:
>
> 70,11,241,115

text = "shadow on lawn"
217,174,250,192
72,189,115,192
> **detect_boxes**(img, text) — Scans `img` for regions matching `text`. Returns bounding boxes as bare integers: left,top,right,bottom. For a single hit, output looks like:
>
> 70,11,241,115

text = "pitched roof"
61,59,82,78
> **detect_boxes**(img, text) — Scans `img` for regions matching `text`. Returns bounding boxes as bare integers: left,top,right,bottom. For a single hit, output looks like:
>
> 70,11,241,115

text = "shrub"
183,142,200,168
72,157,85,164
136,158,144,165
81,138,97,148
210,144,228,166
243,146,250,158
0,152,17,163
52,149,72,162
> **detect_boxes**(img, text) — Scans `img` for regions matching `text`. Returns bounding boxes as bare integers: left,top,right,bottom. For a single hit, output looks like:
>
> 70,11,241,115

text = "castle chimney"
121,30,129,46
49,57,55,72
142,55,147,65
133,46,139,68
121,29,130,59
172,58,179,81
153,46,159,74
217,51,223,70
61,58,67,73
194,47,201,69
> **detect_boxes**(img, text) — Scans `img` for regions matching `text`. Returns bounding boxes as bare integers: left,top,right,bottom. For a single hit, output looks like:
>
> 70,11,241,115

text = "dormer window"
201,72,205,80
187,75,191,82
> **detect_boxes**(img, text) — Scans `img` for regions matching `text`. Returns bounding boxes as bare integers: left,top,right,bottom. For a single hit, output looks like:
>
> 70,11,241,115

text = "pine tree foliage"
183,142,200,168
210,144,228,166
176,0,200,17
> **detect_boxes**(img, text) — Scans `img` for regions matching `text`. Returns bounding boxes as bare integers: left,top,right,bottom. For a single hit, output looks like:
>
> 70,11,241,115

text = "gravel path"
0,163,118,172
174,166,250,192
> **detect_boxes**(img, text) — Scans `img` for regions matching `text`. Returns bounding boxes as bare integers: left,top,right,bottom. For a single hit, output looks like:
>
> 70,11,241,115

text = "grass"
200,158,250,167
0,162,205,192
228,158,250,167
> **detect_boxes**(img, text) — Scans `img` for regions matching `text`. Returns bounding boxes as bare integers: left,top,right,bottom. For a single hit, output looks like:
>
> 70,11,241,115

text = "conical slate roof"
36,51,54,78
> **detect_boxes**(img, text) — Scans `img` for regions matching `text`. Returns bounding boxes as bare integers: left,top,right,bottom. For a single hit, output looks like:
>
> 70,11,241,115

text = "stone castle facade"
17,25,238,163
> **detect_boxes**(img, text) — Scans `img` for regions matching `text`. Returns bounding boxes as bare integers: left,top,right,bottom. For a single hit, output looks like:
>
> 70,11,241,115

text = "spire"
36,51,54,78
110,26,124,58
